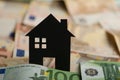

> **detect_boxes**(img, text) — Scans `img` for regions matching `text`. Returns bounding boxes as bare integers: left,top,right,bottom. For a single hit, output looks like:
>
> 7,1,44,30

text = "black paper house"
26,14,74,71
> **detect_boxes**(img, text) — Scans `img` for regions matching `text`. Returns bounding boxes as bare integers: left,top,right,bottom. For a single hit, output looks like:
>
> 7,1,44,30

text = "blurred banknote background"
0,0,120,80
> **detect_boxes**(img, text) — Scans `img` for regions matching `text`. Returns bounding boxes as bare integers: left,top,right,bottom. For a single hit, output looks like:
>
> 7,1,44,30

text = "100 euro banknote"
0,64,80,80
81,60,120,80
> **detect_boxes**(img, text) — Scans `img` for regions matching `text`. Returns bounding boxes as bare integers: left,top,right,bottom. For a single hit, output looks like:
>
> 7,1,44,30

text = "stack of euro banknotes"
0,0,120,80
1,61,120,80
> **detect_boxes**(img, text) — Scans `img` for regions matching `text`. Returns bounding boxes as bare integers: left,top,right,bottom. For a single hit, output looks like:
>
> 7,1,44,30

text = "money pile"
0,0,120,79
1,61,120,80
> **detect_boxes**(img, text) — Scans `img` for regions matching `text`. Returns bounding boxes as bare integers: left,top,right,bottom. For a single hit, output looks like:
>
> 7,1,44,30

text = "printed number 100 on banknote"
46,69,80,80
1,64,80,80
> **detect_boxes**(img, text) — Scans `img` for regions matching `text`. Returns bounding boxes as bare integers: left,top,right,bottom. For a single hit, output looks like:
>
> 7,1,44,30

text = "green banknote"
81,60,120,80
0,64,80,80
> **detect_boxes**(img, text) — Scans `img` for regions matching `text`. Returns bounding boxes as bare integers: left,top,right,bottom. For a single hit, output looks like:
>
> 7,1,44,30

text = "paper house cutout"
26,14,74,71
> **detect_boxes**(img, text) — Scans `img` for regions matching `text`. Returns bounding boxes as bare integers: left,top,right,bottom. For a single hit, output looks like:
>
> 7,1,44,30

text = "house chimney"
61,19,67,29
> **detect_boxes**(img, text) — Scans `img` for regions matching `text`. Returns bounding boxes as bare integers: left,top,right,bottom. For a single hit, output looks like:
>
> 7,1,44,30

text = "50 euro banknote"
64,0,117,25
0,1,28,22
70,25,119,59
0,39,14,58
106,30,120,55
13,24,32,58
23,1,69,27
0,64,80,80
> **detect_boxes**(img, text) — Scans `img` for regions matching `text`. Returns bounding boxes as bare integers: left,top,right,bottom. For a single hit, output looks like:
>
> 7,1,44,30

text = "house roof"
26,14,74,37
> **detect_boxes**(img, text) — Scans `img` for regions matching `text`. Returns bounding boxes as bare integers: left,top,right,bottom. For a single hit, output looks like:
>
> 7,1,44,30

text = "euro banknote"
81,60,120,80
0,39,14,58
71,25,119,58
4,0,32,3
0,1,28,22
0,18,16,38
0,57,28,67
64,0,117,25
23,1,69,26
99,12,120,31
13,24,32,58
106,30,120,55
0,64,80,80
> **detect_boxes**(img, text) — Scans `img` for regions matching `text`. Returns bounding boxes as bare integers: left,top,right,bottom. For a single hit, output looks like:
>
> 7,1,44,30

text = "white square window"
35,37,40,42
42,38,46,43
42,44,47,49
35,44,39,48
